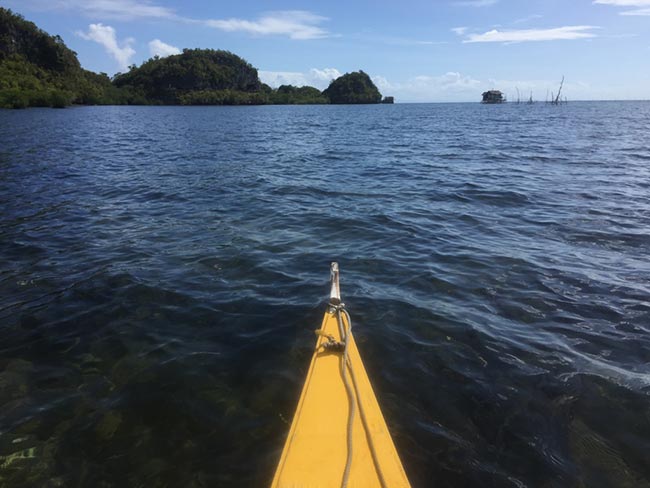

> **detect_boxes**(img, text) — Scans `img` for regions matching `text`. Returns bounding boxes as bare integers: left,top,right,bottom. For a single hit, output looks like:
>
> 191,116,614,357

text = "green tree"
0,7,130,107
113,49,263,105
267,84,328,104
0,7,384,108
322,71,382,104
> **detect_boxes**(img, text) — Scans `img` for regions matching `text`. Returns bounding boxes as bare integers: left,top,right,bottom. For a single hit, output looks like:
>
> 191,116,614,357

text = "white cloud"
76,24,135,70
464,26,598,43
371,75,392,92
26,0,177,21
594,0,650,15
367,73,610,102
309,68,343,84
594,0,650,4
236,67,647,102
259,68,342,89
484,78,631,101
149,39,181,57
205,11,330,40
451,27,468,35
19,2,331,39
375,72,483,102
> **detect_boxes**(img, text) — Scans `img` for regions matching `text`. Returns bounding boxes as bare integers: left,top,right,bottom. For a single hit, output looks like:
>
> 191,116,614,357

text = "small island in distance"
0,8,393,109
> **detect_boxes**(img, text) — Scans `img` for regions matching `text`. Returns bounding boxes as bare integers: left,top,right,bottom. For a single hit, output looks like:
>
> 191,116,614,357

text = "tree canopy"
267,85,328,104
0,7,130,108
322,71,382,104
0,8,387,108
113,49,264,105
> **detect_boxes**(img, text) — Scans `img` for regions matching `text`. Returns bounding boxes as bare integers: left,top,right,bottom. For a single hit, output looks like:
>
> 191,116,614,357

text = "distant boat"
481,90,505,104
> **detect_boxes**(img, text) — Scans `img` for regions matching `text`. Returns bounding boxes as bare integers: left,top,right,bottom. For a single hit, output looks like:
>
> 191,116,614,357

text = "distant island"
0,8,391,108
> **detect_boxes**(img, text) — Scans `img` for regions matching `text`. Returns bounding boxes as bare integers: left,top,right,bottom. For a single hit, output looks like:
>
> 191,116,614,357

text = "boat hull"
271,305,410,487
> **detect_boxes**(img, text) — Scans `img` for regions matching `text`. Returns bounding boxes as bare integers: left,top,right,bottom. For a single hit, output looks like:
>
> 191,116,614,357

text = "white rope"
335,305,389,488
339,306,355,488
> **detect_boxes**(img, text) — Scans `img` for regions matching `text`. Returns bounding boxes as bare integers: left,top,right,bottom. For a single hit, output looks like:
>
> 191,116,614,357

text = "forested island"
0,8,389,108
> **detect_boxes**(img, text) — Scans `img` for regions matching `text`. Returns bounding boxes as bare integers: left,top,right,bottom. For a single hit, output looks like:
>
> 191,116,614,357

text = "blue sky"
3,0,649,101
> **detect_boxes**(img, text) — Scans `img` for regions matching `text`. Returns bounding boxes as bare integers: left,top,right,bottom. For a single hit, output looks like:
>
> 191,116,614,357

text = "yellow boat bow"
271,263,411,488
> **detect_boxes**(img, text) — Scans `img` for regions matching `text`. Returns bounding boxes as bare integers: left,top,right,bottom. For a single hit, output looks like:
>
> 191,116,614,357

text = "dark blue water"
1,102,649,487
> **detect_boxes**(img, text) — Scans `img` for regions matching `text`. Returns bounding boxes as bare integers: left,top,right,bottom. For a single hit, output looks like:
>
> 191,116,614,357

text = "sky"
3,0,649,102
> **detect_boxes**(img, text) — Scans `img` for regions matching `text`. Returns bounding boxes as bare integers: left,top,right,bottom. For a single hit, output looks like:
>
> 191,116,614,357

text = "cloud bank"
20,1,331,39
149,39,181,57
594,0,650,15
205,11,329,40
41,0,176,21
259,68,342,90
76,24,135,70
374,72,483,102
464,26,598,43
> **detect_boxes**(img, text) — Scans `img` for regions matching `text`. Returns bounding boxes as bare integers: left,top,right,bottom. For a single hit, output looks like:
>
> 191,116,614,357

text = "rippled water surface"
1,102,649,487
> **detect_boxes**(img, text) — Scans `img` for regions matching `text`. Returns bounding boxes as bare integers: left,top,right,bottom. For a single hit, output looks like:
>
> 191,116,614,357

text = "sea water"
1,102,649,486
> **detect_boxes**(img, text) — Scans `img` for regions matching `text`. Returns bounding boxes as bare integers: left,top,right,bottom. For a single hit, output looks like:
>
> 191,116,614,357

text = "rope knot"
314,330,346,353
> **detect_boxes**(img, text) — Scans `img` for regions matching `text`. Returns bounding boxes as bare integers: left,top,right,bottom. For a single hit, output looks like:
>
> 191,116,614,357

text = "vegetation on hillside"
266,85,328,104
0,8,387,108
112,49,264,105
322,71,382,104
0,7,129,108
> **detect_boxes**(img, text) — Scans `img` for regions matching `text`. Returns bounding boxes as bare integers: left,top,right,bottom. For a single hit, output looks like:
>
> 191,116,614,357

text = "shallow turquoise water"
1,102,649,487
